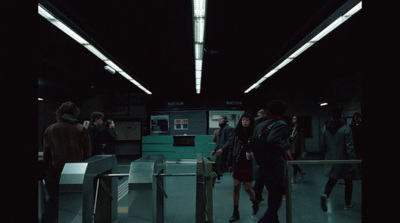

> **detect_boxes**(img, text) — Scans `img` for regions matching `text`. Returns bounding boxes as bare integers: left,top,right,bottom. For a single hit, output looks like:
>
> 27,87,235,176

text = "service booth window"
151,115,169,134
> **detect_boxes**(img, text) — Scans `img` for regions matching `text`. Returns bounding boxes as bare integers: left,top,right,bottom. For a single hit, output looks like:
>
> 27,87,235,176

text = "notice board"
114,121,141,141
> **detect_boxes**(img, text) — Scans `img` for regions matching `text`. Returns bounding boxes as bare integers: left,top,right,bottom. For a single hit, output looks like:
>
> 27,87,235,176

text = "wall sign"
151,115,169,133
174,119,189,130
209,110,244,128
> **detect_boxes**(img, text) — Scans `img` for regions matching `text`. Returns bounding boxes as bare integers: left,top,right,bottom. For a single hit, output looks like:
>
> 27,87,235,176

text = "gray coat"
214,124,234,153
321,120,355,180
252,118,291,179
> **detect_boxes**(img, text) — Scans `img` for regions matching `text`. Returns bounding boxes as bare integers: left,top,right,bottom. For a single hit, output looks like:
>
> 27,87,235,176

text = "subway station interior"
24,0,399,222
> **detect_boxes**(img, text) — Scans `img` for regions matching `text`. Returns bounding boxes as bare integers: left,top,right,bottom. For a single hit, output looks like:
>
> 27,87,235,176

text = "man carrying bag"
248,100,291,223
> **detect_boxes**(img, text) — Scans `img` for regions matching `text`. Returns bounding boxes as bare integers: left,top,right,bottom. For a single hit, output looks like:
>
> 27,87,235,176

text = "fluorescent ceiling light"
118,71,133,80
84,44,108,61
38,98,44,101
104,60,123,72
193,0,207,94
38,4,152,95
289,42,314,59
194,0,206,17
195,60,203,70
319,102,328,107
195,18,205,43
195,43,204,60
244,1,362,94
275,58,293,70
196,70,202,79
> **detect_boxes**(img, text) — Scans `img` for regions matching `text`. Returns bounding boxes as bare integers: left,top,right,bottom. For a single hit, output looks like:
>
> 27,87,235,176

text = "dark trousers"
323,178,353,205
43,180,59,223
215,152,228,174
254,177,265,201
258,162,285,223
292,153,303,177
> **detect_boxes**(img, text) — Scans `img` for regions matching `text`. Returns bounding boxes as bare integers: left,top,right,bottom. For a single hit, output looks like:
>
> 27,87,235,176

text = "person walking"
88,111,105,156
211,116,234,178
320,108,356,212
252,99,290,223
227,112,259,222
103,119,118,154
42,101,92,223
349,112,364,160
289,115,307,183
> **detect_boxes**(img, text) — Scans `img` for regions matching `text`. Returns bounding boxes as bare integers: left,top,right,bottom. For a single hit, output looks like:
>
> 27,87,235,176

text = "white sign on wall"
209,110,244,129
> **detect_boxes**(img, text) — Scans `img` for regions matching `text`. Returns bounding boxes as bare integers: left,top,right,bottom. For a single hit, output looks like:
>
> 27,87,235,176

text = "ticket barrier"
196,154,214,223
128,154,166,223
128,154,214,223
58,155,118,223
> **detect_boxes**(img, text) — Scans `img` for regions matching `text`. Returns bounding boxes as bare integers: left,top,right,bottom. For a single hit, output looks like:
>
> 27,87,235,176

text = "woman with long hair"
228,112,259,222
289,115,307,183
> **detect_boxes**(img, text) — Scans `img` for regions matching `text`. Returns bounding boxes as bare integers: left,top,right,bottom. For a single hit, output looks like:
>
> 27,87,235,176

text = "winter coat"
88,123,105,155
43,118,92,181
252,118,291,179
213,124,234,153
104,128,118,154
321,120,355,180
289,127,306,155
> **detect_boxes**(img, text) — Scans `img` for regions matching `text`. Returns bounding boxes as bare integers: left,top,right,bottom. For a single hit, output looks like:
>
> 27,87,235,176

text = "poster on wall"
113,121,141,140
151,115,169,133
174,119,189,130
209,110,244,129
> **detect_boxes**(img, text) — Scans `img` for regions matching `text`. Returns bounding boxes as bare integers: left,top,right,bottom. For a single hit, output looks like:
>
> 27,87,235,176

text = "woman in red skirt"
228,112,259,222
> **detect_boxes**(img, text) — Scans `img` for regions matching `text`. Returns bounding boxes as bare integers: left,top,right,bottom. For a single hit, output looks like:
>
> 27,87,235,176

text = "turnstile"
55,154,213,223
128,154,214,223
128,154,166,223
58,155,118,223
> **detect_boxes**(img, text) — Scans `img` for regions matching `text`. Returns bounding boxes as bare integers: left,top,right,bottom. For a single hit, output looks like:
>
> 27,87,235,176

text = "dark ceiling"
38,0,365,105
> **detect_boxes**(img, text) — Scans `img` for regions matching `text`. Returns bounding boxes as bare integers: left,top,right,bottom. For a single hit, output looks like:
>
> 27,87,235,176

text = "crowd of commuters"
211,100,362,223
41,101,118,223
41,99,362,223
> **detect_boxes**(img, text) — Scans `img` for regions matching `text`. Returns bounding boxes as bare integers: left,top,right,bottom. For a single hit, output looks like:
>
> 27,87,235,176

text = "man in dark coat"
211,115,234,176
43,101,92,223
88,111,105,155
253,99,290,223
320,108,356,212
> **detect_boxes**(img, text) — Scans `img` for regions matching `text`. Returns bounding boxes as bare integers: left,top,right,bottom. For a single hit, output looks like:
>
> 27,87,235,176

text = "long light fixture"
244,0,362,93
193,0,207,94
38,4,152,95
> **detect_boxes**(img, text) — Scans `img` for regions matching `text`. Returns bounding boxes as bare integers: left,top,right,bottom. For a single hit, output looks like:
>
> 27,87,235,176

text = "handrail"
287,159,361,165
285,159,362,223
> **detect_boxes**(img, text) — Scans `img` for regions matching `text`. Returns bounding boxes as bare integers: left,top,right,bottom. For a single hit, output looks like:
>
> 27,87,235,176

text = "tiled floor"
114,159,362,223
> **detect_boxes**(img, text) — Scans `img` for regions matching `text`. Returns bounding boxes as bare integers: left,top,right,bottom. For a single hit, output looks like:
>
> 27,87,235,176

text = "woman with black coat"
227,112,259,222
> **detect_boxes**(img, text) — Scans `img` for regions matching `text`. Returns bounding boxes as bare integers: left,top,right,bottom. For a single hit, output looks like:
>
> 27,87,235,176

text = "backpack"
248,120,283,166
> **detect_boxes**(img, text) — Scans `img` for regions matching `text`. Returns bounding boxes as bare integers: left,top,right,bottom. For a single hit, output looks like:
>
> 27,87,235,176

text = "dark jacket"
88,123,105,155
253,119,291,155
228,129,253,168
321,120,355,179
103,128,118,154
289,127,306,155
43,120,92,181
213,124,234,153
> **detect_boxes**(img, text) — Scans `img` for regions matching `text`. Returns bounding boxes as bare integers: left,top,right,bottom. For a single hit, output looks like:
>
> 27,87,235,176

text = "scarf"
261,114,284,132
61,114,79,124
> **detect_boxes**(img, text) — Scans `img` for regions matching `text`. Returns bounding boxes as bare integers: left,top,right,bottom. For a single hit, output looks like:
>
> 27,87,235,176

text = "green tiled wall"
142,135,216,159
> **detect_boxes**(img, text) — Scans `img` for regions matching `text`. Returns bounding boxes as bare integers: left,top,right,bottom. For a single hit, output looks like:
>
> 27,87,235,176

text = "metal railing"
285,159,362,223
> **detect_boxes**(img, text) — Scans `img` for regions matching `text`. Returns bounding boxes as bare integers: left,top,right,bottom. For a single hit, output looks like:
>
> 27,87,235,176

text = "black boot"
229,205,240,222
229,211,240,222
251,198,260,215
